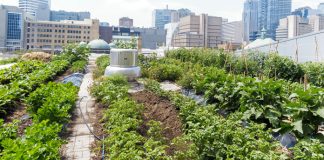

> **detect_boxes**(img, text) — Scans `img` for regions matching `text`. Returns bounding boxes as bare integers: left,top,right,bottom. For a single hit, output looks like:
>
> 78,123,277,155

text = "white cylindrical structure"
104,49,141,80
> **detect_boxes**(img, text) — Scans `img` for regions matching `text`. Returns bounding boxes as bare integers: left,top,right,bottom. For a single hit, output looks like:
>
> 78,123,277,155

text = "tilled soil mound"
131,90,183,142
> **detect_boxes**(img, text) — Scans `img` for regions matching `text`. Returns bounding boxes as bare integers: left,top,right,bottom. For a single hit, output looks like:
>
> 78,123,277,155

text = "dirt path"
131,90,183,155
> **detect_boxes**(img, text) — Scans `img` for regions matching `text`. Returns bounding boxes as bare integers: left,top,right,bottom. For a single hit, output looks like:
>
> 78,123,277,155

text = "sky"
0,0,323,27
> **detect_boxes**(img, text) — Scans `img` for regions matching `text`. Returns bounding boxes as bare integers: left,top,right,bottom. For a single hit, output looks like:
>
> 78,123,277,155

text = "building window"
7,12,22,40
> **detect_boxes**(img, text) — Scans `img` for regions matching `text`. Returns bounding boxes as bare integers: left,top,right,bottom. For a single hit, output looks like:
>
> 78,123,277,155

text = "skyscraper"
267,0,292,39
243,0,259,42
152,6,176,29
0,5,25,51
18,0,50,20
243,0,291,41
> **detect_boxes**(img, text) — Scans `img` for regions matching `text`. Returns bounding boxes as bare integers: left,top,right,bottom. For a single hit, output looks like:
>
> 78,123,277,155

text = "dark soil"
130,90,183,155
4,103,27,123
91,103,107,160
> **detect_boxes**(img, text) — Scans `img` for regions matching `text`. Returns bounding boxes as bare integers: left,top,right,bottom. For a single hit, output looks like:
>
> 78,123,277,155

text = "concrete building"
276,15,312,40
119,17,133,28
50,10,90,21
19,0,50,21
173,14,222,48
0,5,25,52
221,21,243,44
133,28,166,49
24,19,99,52
309,15,324,32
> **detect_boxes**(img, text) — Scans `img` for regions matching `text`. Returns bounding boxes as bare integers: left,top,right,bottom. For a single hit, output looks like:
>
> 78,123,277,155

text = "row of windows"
27,23,91,29
27,28,91,34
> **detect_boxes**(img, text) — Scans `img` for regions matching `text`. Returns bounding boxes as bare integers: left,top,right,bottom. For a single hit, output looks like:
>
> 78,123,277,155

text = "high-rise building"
318,3,324,15
19,0,50,21
275,15,312,40
309,15,324,32
0,5,25,51
173,14,222,48
257,0,268,32
152,6,176,29
243,0,259,42
267,0,292,39
292,7,317,19
171,8,193,23
222,21,243,44
50,10,90,21
24,19,99,53
119,17,133,27
243,0,292,41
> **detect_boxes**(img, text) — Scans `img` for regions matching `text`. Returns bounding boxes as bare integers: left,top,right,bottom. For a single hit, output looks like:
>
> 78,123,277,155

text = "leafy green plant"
0,60,45,85
71,60,87,73
113,37,137,49
0,120,19,151
148,63,182,82
93,55,110,78
91,75,129,105
0,120,63,159
0,58,18,65
26,82,78,124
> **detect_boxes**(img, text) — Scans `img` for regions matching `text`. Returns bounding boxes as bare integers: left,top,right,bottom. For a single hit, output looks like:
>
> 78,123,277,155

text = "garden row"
0,82,78,159
0,44,89,117
166,48,324,87
91,76,175,159
141,56,324,139
144,79,324,159
0,44,89,159
0,60,45,85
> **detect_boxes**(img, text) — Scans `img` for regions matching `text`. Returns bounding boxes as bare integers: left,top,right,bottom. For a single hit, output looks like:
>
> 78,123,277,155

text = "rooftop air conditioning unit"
104,49,141,80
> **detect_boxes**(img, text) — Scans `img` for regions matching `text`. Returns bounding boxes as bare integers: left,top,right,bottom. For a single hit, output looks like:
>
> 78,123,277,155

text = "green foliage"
26,82,78,124
302,62,324,87
93,55,110,79
113,37,137,49
144,57,324,138
0,120,19,151
264,53,304,82
91,75,171,159
0,120,63,159
148,63,182,82
91,75,129,105
61,44,90,62
292,139,324,159
0,58,18,65
0,60,45,85
166,48,320,86
71,60,87,73
0,59,70,115
145,79,287,159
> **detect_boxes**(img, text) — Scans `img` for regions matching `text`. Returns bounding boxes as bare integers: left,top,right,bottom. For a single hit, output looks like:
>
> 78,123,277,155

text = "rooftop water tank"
104,49,141,80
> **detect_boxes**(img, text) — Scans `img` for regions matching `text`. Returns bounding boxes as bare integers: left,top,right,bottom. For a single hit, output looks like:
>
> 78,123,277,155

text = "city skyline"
0,0,323,27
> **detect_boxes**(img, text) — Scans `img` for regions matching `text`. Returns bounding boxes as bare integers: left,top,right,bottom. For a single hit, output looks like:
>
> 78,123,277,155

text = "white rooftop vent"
104,49,141,80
